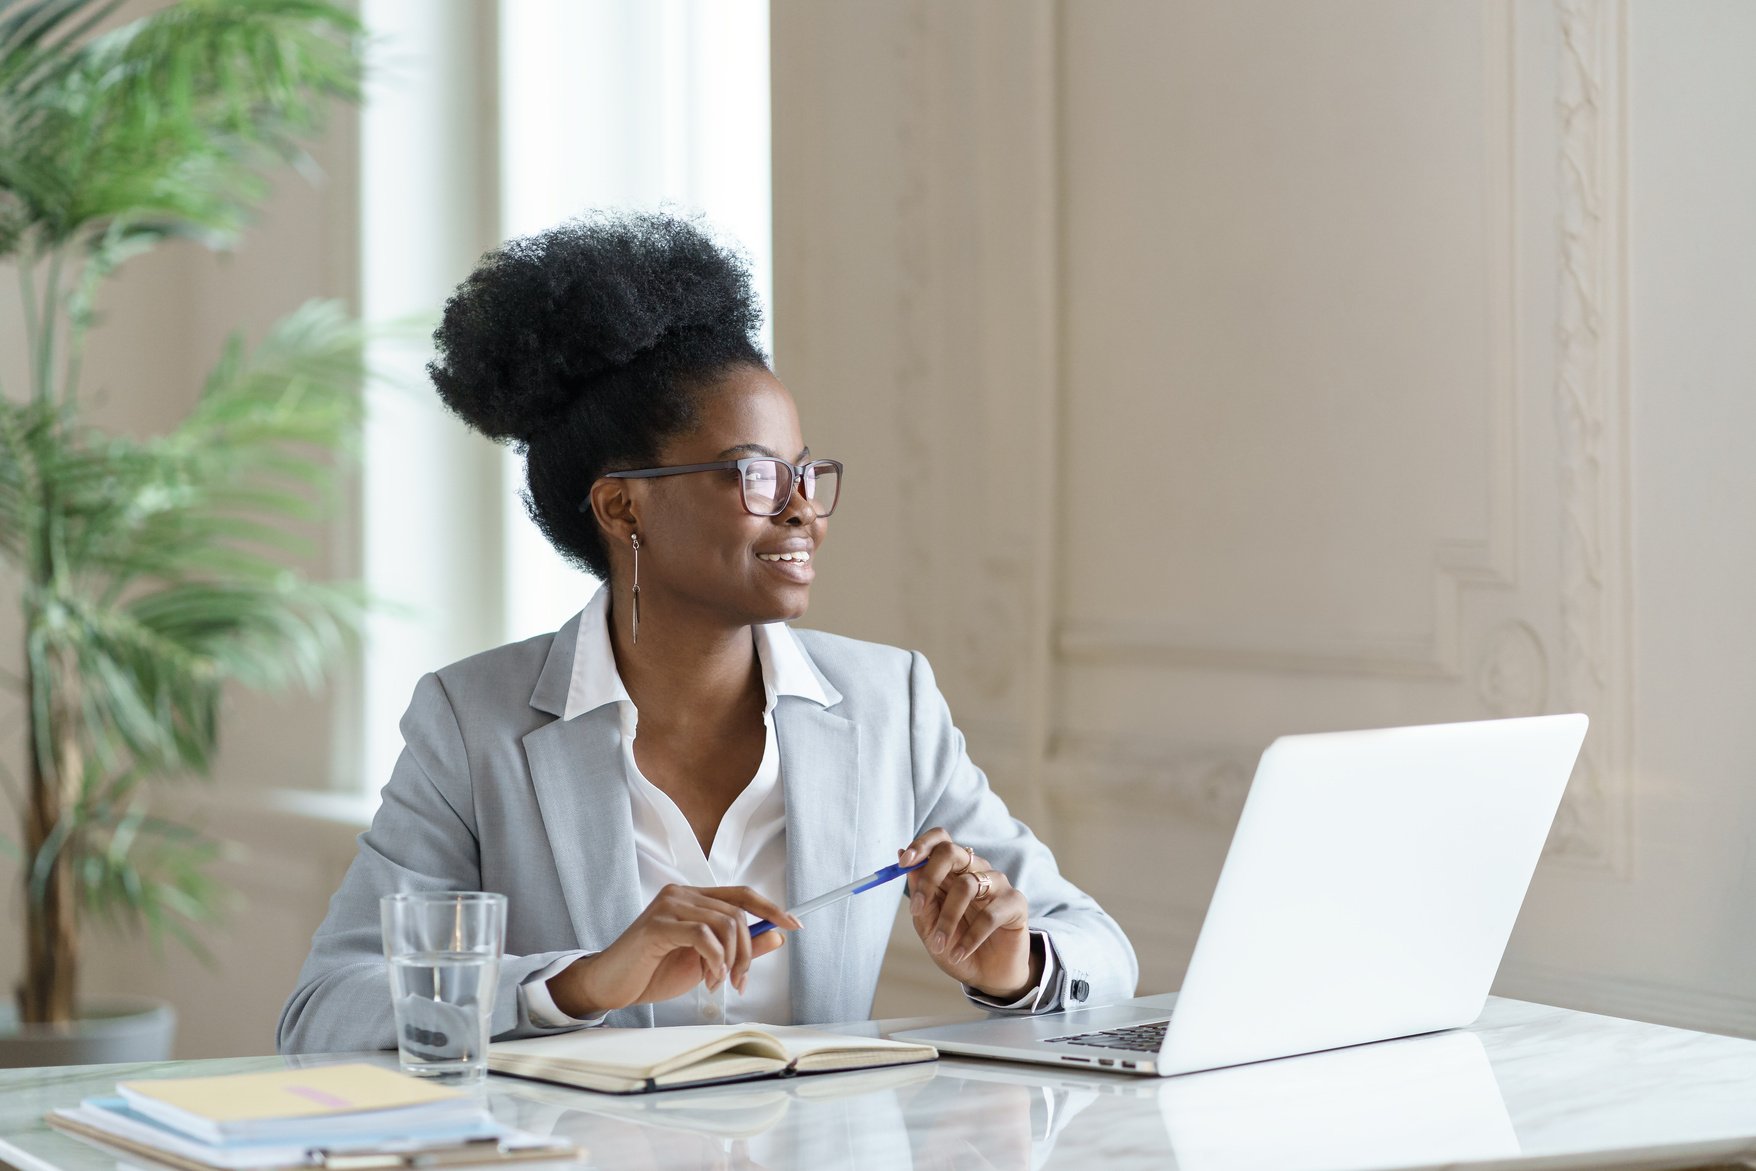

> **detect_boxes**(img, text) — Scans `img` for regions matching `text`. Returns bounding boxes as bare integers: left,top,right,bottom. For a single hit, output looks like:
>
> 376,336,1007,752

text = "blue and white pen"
748,859,927,938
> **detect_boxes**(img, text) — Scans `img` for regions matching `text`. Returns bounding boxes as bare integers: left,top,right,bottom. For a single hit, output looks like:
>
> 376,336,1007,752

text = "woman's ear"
588,478,639,543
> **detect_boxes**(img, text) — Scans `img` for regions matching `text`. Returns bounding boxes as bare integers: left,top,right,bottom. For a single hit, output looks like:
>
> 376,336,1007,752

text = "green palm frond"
1,0,371,1022
7,297,368,776
0,0,363,257
62,785,232,961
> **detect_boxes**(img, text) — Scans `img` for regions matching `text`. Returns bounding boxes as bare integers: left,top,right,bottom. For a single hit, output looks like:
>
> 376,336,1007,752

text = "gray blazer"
277,616,1137,1053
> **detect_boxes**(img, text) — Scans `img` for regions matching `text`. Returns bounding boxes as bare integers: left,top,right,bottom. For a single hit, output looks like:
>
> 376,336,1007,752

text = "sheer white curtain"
498,0,773,641
355,0,770,794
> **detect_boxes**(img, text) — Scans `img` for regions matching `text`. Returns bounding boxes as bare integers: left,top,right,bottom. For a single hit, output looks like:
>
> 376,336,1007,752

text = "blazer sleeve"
276,673,588,1054
907,651,1139,1012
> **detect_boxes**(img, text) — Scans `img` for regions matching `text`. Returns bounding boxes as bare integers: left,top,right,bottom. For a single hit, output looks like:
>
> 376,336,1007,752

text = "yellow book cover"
118,1063,465,1124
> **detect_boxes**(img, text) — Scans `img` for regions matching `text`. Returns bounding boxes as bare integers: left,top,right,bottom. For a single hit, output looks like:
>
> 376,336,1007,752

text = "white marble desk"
4,997,1756,1171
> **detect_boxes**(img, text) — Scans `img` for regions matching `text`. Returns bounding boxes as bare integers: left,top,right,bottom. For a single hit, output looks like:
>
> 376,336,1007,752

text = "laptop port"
1065,1056,1090,1063
1122,1062,1137,1069
1098,1059,1114,1066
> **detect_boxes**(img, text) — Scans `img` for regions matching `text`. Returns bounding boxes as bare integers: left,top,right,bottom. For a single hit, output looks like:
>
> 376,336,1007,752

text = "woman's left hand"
900,828,1038,1000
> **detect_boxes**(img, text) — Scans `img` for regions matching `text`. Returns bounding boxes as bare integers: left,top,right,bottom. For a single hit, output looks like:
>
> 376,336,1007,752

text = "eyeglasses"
588,456,843,518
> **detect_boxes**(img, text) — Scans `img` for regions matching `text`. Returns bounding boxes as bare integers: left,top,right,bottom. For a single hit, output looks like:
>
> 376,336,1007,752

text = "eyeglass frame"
582,455,844,518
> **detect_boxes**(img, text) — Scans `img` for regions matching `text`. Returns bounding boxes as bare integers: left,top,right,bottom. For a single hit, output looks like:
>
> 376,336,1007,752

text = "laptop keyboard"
1047,1018,1170,1053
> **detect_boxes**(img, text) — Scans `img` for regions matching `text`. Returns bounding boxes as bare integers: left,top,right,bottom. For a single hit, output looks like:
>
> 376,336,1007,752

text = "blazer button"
1071,978,1090,1002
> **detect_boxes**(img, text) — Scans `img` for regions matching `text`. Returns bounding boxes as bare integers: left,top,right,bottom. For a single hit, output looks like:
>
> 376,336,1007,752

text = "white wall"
773,0,1756,1032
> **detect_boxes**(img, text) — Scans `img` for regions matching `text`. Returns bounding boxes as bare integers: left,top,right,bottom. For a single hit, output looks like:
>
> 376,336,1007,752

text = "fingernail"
951,948,967,964
931,931,947,953
788,916,804,930
901,847,915,864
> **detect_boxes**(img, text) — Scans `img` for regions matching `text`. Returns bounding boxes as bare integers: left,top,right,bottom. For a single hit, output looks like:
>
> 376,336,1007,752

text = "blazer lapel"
776,697,862,1024
523,613,654,1027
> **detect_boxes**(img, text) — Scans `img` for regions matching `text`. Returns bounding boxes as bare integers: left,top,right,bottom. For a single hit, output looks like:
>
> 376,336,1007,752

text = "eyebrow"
716,444,811,462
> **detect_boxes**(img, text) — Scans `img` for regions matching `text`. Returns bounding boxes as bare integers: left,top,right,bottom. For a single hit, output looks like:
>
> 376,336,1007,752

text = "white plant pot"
0,996,176,1068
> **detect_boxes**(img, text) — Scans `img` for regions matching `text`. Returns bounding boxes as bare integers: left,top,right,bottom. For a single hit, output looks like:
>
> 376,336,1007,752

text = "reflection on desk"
9,999,1756,1171
485,1032,1511,1171
493,1064,930,1169
940,1029,1516,1171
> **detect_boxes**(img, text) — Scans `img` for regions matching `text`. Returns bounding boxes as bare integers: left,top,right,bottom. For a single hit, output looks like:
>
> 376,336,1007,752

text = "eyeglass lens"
741,460,840,517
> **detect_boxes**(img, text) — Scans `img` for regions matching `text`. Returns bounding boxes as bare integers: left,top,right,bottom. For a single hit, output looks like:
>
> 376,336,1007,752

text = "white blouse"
521,584,828,1027
518,586,1063,1029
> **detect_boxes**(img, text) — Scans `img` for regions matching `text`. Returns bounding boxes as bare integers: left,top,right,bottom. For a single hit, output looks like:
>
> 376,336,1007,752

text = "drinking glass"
381,891,506,1081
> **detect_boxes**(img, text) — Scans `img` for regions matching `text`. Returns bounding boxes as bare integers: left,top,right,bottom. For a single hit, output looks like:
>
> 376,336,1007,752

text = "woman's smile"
755,541,815,582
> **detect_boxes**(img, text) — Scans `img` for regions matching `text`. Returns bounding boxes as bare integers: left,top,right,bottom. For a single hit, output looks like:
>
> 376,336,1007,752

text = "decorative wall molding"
781,0,1654,1025
1549,0,1634,871
1057,619,1467,679
1043,732,1259,831
1476,619,1551,716
1055,2,1520,684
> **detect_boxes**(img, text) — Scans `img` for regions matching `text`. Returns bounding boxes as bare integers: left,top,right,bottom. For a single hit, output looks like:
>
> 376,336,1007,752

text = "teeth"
758,551,811,563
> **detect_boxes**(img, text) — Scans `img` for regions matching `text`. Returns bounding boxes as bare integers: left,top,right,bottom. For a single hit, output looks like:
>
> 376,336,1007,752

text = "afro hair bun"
428,209,765,443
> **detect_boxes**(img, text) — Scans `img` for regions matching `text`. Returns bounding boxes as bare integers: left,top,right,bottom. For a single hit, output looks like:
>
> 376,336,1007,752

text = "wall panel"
770,0,1742,1031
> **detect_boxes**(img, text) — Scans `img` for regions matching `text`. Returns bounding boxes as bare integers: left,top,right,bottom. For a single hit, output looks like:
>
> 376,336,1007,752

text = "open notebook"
488,1025,936,1094
506,1062,938,1139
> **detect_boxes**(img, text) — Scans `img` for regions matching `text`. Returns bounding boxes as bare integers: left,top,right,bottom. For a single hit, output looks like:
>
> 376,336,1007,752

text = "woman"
278,212,1136,1051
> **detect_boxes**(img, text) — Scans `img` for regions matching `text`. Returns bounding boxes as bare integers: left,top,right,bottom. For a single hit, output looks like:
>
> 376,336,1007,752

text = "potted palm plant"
0,0,369,1064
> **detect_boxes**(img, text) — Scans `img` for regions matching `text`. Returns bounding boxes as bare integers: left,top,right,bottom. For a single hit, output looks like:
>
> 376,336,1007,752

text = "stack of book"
47,1063,579,1170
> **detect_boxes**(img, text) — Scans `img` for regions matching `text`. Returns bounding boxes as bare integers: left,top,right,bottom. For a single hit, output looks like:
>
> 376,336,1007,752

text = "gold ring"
973,871,994,901
950,843,976,876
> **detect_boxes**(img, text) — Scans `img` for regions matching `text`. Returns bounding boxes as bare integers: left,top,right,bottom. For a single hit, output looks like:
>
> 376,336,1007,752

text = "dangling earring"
629,533,642,645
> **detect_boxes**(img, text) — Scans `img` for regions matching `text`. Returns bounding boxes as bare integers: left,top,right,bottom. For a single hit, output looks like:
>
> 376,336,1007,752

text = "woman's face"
631,365,830,628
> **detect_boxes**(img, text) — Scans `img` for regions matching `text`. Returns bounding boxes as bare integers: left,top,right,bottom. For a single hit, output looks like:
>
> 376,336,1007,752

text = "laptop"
894,713,1589,1077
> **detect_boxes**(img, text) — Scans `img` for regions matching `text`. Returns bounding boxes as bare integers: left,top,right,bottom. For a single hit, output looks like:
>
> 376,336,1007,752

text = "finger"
752,931,787,960
691,903,741,993
899,826,953,868
700,886,802,930
918,839,973,894
908,871,938,936
730,906,753,994
930,872,981,957
911,841,981,922
945,870,1011,952
665,917,727,987
951,888,1026,964
665,898,743,986
678,892,774,989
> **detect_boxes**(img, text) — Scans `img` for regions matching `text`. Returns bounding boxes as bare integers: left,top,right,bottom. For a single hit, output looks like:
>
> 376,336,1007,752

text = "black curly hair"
428,210,769,580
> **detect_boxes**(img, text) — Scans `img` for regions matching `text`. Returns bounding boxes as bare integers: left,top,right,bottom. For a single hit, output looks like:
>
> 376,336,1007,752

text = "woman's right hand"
547,885,800,1018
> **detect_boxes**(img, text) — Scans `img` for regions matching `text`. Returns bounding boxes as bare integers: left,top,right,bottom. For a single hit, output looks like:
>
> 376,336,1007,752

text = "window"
354,0,770,793
497,0,773,641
